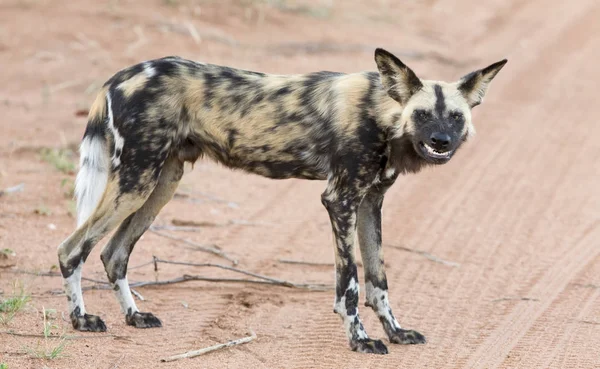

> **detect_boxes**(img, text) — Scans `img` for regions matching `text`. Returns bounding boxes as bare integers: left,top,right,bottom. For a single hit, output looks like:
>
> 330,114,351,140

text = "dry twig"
161,331,256,362
149,225,204,233
491,297,539,303
155,258,280,283
277,258,333,267
152,258,330,290
130,288,144,301
0,183,25,197
572,283,600,289
0,330,118,340
14,262,332,294
277,258,362,267
148,228,238,265
171,218,271,228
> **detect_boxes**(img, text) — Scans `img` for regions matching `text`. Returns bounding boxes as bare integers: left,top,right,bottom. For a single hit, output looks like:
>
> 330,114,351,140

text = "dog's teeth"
423,143,450,158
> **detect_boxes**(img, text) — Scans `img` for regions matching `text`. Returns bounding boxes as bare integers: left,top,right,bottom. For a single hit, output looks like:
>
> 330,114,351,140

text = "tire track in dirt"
535,280,599,368
461,3,600,367
399,119,544,368
464,220,600,369
391,1,600,366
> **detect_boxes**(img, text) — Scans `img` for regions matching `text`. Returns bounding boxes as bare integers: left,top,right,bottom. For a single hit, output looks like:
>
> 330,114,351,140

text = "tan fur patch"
117,72,149,99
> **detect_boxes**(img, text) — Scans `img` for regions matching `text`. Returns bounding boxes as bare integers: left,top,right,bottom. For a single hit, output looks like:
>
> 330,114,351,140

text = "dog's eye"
451,113,463,121
417,110,430,119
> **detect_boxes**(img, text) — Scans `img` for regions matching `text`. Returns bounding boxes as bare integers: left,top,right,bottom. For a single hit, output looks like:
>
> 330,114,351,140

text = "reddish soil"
1,1,599,368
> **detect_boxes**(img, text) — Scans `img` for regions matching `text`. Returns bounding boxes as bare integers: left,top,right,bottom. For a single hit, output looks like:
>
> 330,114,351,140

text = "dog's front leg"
322,183,388,354
357,184,426,345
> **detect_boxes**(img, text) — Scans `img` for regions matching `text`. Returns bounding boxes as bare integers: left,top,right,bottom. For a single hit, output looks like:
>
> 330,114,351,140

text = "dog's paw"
70,311,107,332
388,328,426,345
126,311,162,328
350,338,389,354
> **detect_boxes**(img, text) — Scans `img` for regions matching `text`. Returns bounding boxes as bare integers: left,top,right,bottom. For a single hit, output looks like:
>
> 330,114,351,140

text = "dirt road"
1,1,599,368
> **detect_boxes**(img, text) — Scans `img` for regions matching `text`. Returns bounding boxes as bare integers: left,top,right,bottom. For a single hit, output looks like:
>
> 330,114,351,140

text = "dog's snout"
429,132,451,150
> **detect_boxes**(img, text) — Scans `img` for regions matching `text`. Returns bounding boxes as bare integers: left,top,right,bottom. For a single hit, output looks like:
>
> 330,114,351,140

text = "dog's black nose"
429,132,451,150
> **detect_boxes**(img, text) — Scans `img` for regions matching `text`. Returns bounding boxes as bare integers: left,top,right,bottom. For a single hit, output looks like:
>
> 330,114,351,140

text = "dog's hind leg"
100,154,184,328
357,183,426,345
58,179,151,332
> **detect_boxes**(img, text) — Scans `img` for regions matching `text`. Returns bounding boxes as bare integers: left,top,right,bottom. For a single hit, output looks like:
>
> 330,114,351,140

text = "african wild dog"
57,48,506,354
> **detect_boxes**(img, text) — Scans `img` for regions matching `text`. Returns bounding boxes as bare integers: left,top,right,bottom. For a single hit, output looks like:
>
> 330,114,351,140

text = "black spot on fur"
151,59,180,77
219,67,246,85
227,129,238,149
434,84,446,118
251,92,265,105
345,283,359,316
270,86,292,100
104,63,145,89
203,72,217,109
82,118,107,141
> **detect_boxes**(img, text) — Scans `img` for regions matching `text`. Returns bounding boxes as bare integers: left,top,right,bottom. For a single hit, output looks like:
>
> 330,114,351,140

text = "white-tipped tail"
75,135,109,227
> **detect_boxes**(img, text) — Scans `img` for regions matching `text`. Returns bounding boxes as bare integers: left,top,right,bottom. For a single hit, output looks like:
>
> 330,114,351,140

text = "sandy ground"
1,0,599,368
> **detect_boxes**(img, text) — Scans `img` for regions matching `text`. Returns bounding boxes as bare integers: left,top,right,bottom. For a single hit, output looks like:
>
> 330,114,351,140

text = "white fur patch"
106,93,124,168
63,262,86,314
112,277,138,315
365,282,401,330
75,136,109,227
384,167,396,179
143,62,156,78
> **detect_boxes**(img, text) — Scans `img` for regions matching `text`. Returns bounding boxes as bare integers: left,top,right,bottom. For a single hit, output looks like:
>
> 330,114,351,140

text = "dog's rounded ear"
458,59,507,108
374,48,423,105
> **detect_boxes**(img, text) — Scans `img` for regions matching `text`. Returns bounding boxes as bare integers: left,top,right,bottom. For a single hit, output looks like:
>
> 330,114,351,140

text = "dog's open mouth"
418,142,452,161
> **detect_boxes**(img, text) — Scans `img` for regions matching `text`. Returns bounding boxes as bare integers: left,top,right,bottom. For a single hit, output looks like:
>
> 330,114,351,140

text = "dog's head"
375,48,507,164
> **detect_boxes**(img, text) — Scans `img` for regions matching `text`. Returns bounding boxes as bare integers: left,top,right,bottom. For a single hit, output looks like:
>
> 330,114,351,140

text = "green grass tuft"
24,306,69,360
40,148,77,174
0,282,30,324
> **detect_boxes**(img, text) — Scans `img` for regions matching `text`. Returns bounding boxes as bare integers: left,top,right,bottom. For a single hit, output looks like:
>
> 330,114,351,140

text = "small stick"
0,183,25,197
186,22,202,44
148,229,238,265
153,258,294,286
171,219,223,227
0,330,118,340
149,225,203,233
130,288,145,301
386,244,460,267
491,297,539,303
171,218,270,228
130,275,332,291
277,258,362,267
161,331,256,362
572,283,600,289
49,79,84,93
278,258,334,267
